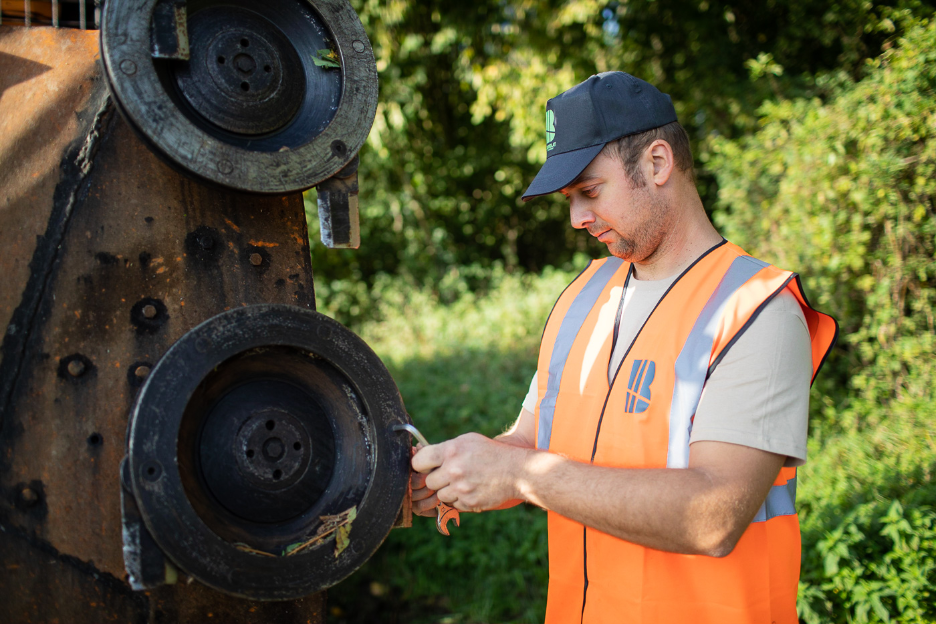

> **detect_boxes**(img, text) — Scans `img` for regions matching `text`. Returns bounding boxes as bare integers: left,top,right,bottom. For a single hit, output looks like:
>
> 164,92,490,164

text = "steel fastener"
19,487,39,507
142,304,158,319
67,359,86,377
249,253,263,266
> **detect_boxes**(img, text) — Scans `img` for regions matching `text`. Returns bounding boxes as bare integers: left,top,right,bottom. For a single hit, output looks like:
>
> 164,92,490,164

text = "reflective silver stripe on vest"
666,255,768,468
537,258,625,450
752,476,797,523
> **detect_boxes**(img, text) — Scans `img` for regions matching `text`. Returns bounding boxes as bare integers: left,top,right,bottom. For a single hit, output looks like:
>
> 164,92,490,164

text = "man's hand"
410,450,440,517
411,433,529,513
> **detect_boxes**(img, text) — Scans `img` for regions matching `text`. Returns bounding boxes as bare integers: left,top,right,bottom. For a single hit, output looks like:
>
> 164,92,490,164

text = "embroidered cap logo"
624,359,655,413
546,109,556,152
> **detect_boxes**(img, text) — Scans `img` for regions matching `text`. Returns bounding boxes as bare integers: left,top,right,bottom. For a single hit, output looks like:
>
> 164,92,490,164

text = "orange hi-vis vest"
534,240,837,624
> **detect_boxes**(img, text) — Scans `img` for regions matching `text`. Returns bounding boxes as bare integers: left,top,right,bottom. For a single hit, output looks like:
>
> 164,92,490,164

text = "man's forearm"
507,443,781,557
414,431,784,555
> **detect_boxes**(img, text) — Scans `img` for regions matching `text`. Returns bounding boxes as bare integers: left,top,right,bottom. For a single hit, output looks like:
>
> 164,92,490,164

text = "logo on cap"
546,109,556,152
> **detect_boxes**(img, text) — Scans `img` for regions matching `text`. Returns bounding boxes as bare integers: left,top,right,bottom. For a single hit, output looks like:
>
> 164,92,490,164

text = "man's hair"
600,121,695,187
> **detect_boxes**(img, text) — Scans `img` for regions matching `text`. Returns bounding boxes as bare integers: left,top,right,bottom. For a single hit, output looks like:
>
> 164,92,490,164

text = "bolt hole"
293,442,301,451
217,56,225,64
246,449,255,458
264,65,271,73
147,466,156,476
87,433,103,446
265,420,275,431
273,469,282,480
241,82,250,92
240,38,249,47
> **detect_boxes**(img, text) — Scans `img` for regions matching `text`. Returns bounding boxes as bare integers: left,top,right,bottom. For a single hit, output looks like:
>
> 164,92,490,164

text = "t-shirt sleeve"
522,371,539,414
690,288,812,467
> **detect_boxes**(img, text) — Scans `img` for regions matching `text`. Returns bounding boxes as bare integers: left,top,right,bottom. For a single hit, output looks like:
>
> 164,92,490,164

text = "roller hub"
175,8,305,135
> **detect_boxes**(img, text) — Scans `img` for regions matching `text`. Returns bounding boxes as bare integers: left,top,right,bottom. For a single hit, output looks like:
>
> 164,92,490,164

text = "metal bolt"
234,54,256,74
135,365,151,380
198,234,214,250
19,488,39,507
142,304,158,319
67,359,86,377
249,253,263,266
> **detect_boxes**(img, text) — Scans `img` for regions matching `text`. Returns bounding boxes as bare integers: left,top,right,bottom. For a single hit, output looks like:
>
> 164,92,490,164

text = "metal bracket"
120,456,175,590
317,154,360,249
151,0,190,61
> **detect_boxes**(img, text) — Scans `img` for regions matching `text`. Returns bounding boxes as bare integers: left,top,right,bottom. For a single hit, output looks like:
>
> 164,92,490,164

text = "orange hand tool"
394,423,461,536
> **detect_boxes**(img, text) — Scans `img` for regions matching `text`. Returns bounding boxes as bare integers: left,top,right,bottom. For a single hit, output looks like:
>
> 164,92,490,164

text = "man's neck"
631,194,723,281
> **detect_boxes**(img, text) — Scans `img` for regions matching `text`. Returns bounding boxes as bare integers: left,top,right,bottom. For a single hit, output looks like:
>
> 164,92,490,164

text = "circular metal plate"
128,305,410,600
101,0,378,194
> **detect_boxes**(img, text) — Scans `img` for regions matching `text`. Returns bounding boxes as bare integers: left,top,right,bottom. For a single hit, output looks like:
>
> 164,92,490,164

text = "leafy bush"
712,17,936,427
797,399,936,623
712,17,936,622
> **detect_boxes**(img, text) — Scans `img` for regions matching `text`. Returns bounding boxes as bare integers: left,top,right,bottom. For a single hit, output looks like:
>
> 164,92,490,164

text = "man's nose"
569,198,594,230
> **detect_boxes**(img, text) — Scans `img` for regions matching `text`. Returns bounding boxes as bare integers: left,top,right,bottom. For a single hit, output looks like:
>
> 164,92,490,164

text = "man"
411,72,837,623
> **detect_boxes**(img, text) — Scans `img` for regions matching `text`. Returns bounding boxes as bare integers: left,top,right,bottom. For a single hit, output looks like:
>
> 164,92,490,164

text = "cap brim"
521,144,605,202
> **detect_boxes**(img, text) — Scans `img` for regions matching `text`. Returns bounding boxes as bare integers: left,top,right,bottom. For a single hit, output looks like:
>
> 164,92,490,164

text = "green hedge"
712,17,936,623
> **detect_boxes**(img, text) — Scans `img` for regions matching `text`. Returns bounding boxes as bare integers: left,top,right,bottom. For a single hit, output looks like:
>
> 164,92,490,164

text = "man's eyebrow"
568,171,601,188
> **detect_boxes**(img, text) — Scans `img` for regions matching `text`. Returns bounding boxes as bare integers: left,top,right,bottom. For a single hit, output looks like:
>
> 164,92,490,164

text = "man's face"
560,151,669,263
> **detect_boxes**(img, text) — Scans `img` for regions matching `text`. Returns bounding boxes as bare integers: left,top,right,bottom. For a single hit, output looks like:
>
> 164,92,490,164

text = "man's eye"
584,187,599,197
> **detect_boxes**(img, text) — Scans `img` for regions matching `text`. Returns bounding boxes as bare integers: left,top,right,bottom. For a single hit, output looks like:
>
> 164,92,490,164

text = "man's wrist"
511,446,562,507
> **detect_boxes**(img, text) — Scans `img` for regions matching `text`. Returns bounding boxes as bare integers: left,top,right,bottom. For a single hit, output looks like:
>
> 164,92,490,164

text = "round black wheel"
127,305,410,599
101,0,378,194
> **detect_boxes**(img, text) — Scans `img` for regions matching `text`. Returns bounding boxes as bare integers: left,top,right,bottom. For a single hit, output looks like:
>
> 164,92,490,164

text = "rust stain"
224,218,241,232
155,266,167,275
248,240,280,247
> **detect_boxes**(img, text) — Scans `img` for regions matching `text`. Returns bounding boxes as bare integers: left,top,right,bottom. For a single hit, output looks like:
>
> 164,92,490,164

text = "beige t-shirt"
522,267,812,466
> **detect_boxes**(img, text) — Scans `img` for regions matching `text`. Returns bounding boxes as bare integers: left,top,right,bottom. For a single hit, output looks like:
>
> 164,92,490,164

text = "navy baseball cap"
521,72,678,201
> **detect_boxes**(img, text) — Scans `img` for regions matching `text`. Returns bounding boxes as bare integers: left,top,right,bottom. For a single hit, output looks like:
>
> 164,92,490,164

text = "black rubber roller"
127,305,411,599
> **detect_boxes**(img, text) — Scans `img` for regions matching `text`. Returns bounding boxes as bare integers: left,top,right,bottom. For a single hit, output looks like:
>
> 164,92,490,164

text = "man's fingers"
412,444,444,473
411,470,427,490
412,492,439,516
412,483,435,503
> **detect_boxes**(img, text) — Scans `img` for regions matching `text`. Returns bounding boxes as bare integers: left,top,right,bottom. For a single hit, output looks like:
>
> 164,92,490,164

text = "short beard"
605,184,669,264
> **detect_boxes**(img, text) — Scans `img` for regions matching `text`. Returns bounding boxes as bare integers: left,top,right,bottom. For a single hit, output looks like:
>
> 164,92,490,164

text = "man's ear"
648,140,675,186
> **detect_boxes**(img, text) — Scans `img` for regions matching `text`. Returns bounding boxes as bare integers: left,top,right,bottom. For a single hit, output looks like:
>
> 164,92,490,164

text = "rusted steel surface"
1,111,317,575
0,25,325,618
0,26,101,367
2,521,325,623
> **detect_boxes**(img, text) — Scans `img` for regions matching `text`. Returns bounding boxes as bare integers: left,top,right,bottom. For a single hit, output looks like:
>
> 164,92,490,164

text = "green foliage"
711,17,936,431
327,269,576,623
797,399,936,623
306,0,933,322
712,18,936,622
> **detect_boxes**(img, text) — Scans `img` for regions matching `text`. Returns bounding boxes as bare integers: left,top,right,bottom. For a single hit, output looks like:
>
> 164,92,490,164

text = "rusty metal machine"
0,1,412,621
